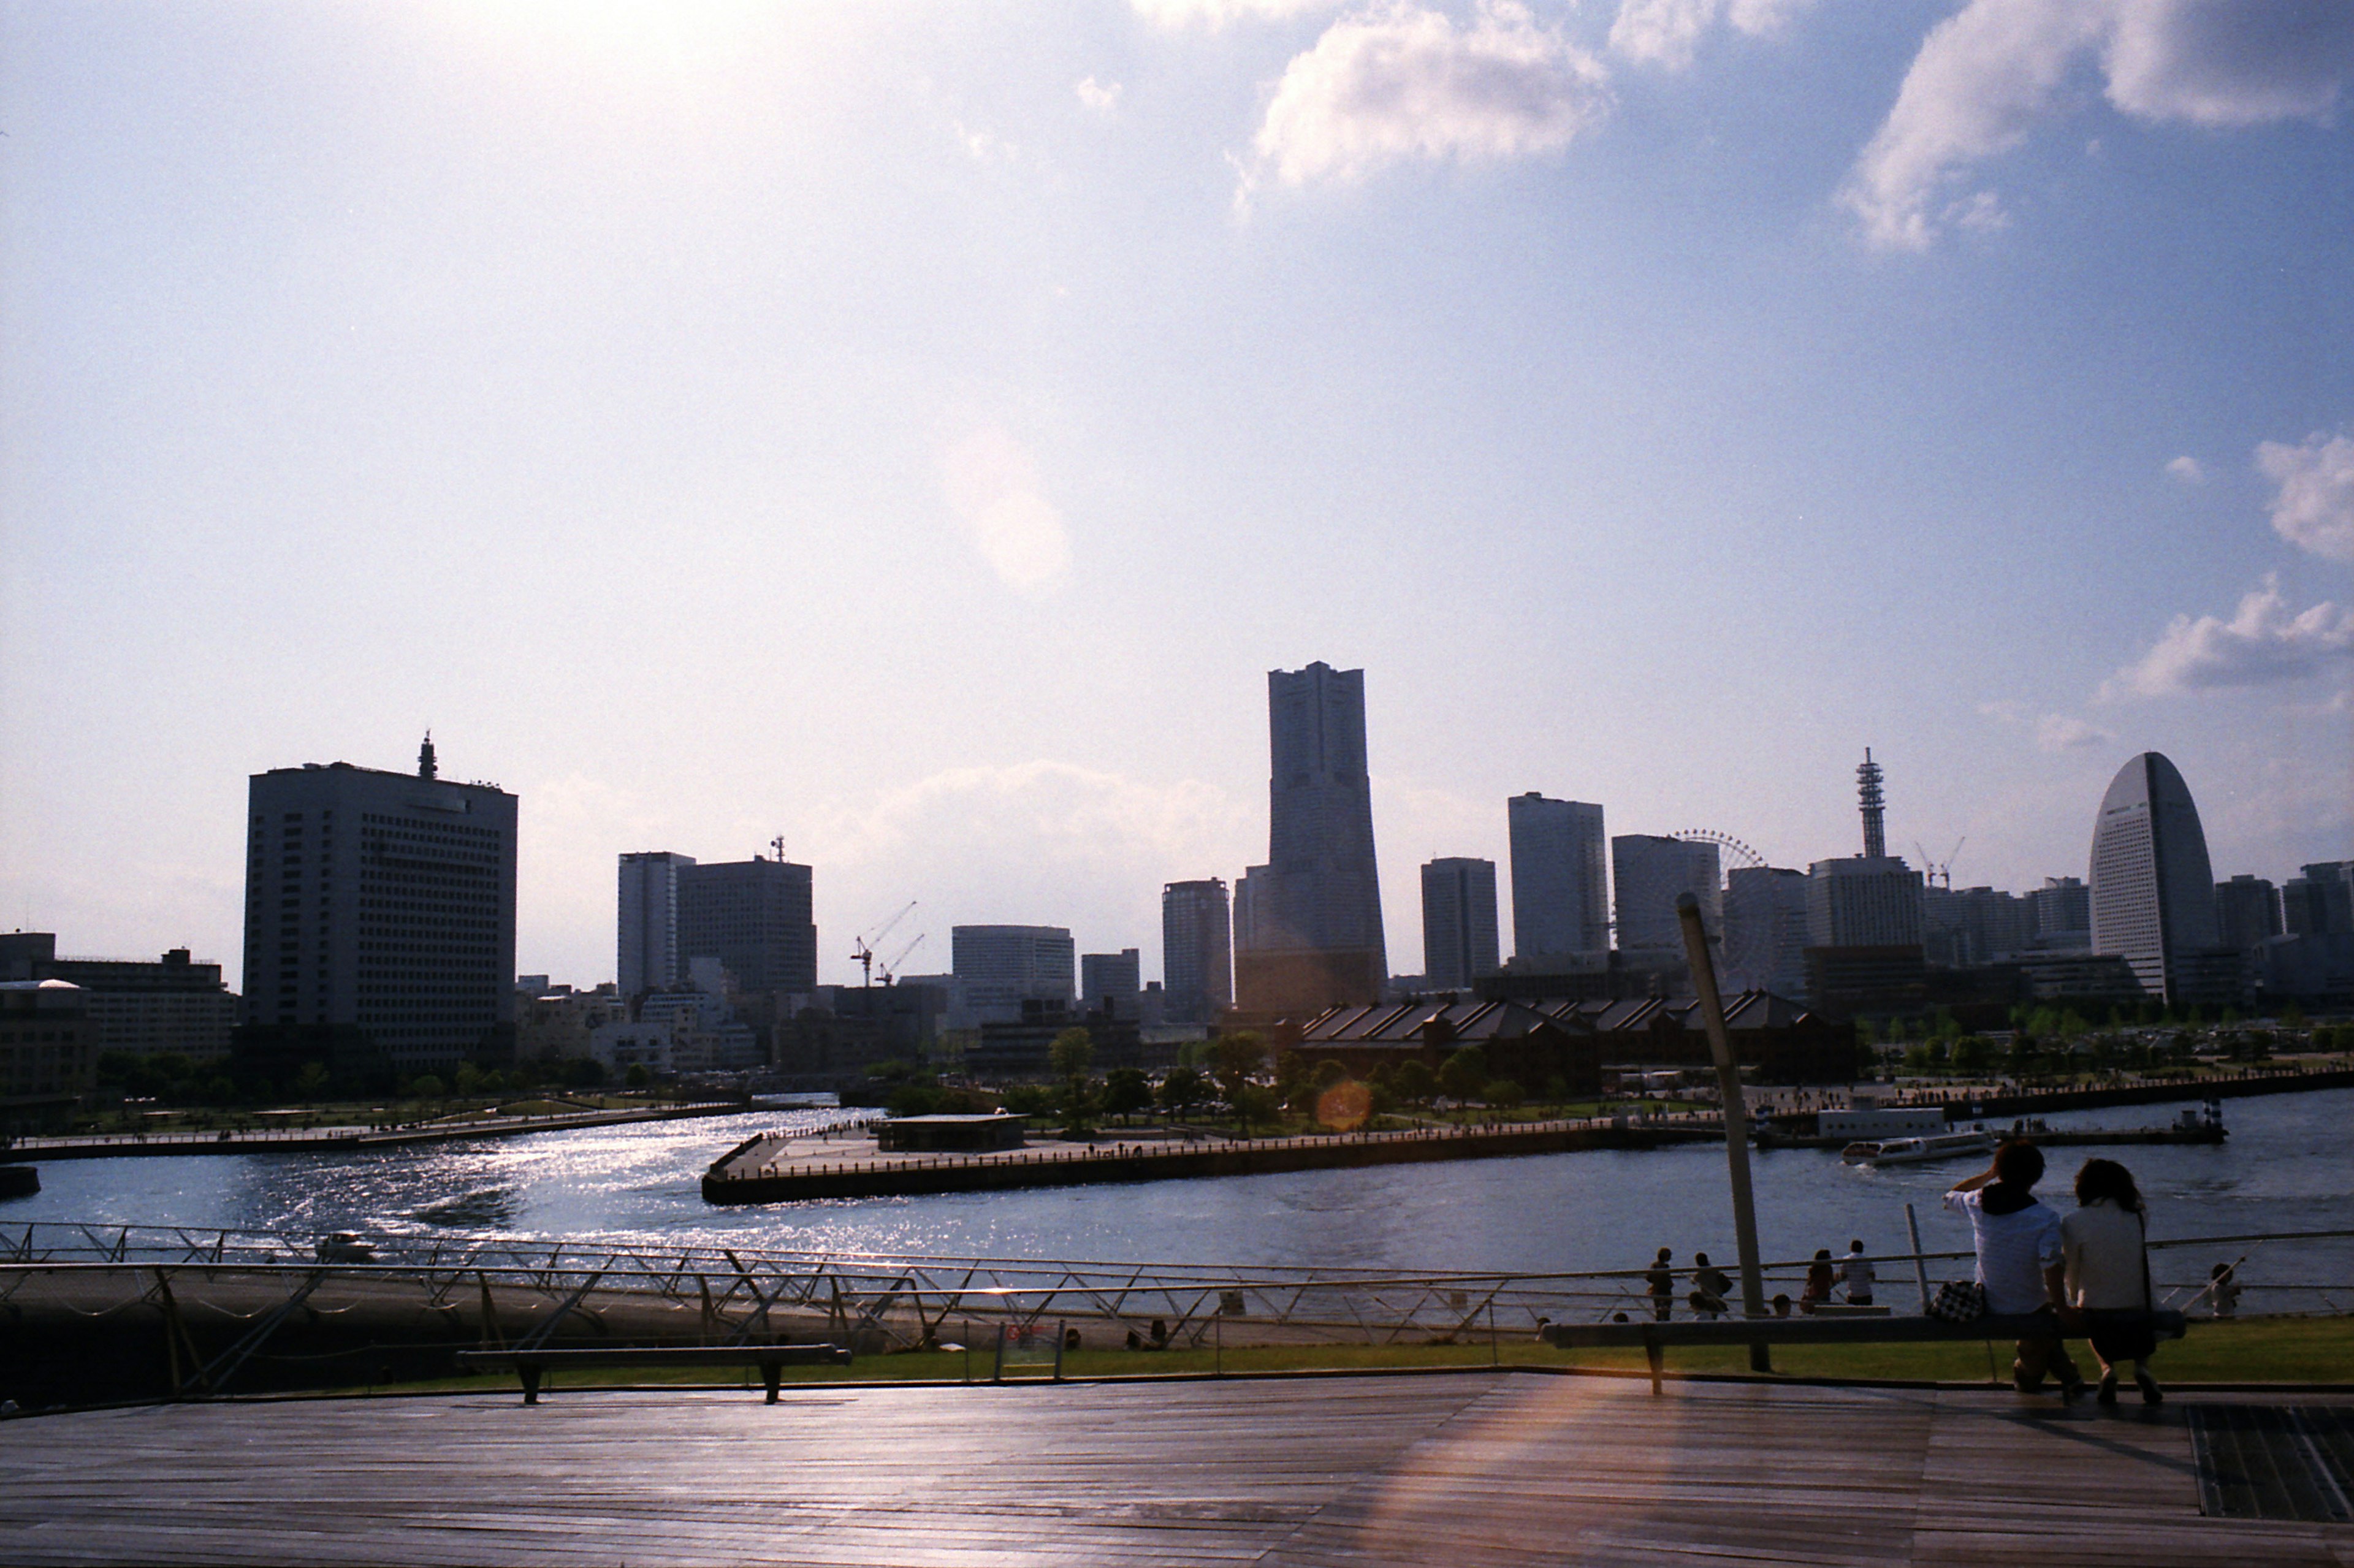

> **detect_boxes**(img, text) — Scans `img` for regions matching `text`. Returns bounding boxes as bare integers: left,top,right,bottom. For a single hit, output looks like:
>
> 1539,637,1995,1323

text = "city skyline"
6,3,2349,989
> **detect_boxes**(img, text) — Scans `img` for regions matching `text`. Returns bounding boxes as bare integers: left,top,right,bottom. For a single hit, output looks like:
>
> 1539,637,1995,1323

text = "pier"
2,1373,2345,1564
3,1099,747,1162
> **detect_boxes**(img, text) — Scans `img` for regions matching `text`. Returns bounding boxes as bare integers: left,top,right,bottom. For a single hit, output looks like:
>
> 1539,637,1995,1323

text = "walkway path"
1,1372,2343,1564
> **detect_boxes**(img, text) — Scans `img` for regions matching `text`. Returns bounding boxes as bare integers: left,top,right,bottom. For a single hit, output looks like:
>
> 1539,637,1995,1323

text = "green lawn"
356,1315,2354,1400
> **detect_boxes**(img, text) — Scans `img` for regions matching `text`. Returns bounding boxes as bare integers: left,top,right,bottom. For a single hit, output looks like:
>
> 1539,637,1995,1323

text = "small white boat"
1840,1130,1997,1166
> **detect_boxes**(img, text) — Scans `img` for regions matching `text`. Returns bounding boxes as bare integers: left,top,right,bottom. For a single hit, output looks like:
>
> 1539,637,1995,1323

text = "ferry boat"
1839,1130,1997,1166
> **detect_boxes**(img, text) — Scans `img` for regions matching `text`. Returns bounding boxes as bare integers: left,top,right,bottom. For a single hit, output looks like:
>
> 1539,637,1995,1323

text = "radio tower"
1856,748,1887,860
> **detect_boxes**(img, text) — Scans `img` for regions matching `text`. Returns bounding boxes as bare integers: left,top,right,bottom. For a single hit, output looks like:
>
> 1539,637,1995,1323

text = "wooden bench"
455,1344,853,1404
1540,1310,2188,1394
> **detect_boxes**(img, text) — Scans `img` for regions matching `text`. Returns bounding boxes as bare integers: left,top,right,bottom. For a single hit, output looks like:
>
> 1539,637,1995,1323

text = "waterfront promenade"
1,1372,2344,1564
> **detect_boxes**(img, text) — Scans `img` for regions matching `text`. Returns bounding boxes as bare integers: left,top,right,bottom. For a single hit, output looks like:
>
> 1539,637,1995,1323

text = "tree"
623,1065,650,1089
1049,1027,1094,1084
1484,1079,1525,1110
293,1061,331,1100
1315,1058,1350,1087
1437,1048,1488,1105
1952,1036,1993,1075
1102,1068,1152,1123
1157,1067,1206,1118
411,1073,448,1099
1393,1059,1437,1107
1212,1032,1268,1134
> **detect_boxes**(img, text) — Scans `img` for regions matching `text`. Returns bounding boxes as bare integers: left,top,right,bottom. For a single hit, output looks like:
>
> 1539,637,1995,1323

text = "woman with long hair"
2063,1158,2161,1405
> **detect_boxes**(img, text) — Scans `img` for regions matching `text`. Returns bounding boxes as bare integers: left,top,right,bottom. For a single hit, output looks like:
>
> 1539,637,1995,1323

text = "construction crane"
850,901,916,989
1916,838,1965,891
877,932,925,987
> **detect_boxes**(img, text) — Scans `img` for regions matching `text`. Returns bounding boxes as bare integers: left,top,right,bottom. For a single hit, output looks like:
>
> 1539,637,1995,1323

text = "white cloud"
1244,2,1612,192
1076,75,1123,113
2165,454,2206,484
2257,430,2354,563
2035,713,2114,752
942,427,1072,595
1844,0,2354,250
954,123,1018,164
1976,698,2026,724
2105,575,2354,698
1133,0,1336,28
1608,0,1809,70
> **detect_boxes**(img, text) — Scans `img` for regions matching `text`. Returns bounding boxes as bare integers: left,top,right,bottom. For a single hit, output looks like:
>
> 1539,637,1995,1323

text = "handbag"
1929,1279,1987,1323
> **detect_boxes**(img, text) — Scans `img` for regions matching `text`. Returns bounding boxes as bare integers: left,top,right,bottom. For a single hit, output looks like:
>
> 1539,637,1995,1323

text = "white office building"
952,926,1076,1025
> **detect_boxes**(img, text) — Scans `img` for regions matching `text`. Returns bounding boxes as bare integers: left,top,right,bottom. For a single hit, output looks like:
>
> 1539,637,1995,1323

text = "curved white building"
2089,752,2221,1004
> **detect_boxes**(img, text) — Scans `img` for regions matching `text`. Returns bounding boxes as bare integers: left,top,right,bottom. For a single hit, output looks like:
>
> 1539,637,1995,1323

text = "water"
8,1092,2352,1302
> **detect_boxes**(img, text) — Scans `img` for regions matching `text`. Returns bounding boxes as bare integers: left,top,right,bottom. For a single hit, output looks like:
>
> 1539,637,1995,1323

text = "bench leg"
520,1366,542,1406
1749,1339,1772,1374
763,1362,782,1404
1645,1339,1664,1397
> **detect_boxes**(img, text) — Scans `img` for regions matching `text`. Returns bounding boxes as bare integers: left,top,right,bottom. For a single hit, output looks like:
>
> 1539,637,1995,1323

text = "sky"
4,0,2351,991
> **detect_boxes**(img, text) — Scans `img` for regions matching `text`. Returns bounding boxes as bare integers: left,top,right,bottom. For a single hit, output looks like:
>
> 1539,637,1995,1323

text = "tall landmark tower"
2089,752,2226,1005
1235,663,1388,1012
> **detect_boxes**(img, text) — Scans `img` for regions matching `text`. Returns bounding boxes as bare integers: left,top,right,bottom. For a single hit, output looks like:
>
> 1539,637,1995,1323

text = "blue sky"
4,0,2350,988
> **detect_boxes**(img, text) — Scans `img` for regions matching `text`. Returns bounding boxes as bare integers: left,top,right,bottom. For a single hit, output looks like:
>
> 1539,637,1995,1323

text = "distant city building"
2283,862,2354,939
0,934,238,1062
1921,885,2027,969
617,851,694,1000
1612,835,1721,956
1723,867,1810,997
952,926,1076,1026
2026,876,2092,952
1234,663,1388,1013
1507,793,1609,964
678,854,817,996
1,979,95,1124
1160,878,1232,1024
242,739,517,1072
1081,948,1143,1017
1419,857,1499,989
2088,752,2227,1006
2215,875,2283,950
1806,857,1925,948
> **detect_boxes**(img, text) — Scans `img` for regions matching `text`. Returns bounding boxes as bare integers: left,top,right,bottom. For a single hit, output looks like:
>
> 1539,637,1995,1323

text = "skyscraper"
1161,878,1233,1024
1612,835,1720,954
951,925,1076,1024
2088,752,2223,1004
677,854,817,995
1234,663,1387,1011
1723,866,1809,995
1420,857,1499,990
1506,793,1608,964
2214,875,2282,951
243,738,517,1071
618,851,693,1000
1080,948,1142,1015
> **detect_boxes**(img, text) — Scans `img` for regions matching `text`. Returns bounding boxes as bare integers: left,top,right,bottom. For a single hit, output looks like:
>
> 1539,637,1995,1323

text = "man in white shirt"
1840,1239,1875,1306
1945,1141,2086,1397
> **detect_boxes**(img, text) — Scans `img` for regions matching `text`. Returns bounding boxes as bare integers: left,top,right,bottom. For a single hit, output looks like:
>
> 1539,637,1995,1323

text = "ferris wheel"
1674,828,1768,872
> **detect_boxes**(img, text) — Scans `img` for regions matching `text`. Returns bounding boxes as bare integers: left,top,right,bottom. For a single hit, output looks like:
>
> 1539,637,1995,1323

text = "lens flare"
1316,1079,1373,1132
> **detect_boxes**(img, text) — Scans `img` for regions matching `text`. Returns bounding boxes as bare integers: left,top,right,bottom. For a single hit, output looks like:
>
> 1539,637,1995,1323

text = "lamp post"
1677,891,1770,1372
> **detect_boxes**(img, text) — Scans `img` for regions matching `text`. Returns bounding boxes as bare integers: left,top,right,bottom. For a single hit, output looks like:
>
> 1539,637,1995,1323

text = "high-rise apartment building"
952,925,1076,1025
2283,862,2354,938
618,851,693,1000
1612,835,1721,954
2215,875,2283,950
1805,857,1925,947
677,855,816,995
2088,752,2224,1005
1420,858,1499,990
242,739,517,1071
1081,949,1143,1016
2027,877,2093,951
1507,793,1608,964
1161,878,1233,1024
1235,663,1387,1011
1723,866,1809,996
1921,885,2027,968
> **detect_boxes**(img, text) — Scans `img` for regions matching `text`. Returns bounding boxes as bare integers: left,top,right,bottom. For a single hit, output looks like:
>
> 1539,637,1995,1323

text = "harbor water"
8,1088,2351,1305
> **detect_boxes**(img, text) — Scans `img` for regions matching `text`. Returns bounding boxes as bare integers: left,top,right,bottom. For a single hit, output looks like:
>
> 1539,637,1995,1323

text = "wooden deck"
1,1372,2347,1565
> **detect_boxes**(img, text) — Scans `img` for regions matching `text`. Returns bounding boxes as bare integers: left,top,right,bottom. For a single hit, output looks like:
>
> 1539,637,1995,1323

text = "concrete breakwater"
6,1100,748,1162
702,1119,1720,1205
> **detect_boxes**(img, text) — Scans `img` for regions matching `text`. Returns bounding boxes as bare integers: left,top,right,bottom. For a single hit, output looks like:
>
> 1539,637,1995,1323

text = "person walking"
1841,1240,1876,1306
2063,1157,2162,1406
1645,1247,1675,1322
1946,1140,2087,1398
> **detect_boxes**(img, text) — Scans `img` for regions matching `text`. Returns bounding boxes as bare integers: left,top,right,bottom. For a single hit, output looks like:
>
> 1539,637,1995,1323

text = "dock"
6,1099,748,1162
1,1372,2345,1564
704,1117,1718,1203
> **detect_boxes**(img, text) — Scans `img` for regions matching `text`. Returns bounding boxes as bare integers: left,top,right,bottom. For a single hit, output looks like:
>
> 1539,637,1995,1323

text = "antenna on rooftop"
1856,748,1886,859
